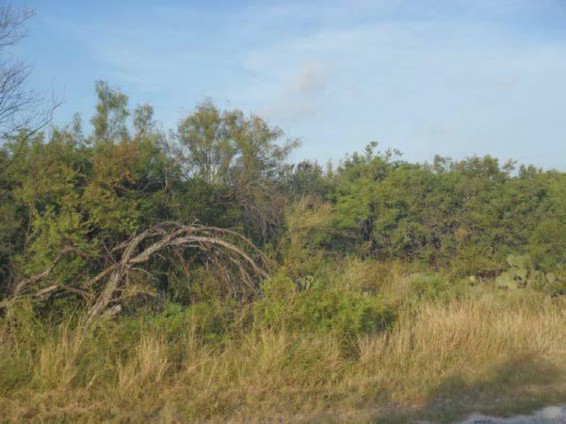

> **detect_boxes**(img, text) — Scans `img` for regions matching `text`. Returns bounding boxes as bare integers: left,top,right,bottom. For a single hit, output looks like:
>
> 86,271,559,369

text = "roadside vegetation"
0,6,564,423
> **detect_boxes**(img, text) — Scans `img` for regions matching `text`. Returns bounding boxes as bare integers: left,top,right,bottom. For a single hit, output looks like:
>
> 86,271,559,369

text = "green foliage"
526,172,566,271
119,301,240,346
407,272,468,301
327,143,564,276
0,81,564,319
91,80,130,143
255,274,394,339
282,196,349,259
175,100,299,243
287,160,334,197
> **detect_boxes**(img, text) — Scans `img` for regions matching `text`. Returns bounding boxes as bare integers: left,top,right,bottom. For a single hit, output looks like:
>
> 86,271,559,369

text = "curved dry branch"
3,222,270,323
10,245,91,296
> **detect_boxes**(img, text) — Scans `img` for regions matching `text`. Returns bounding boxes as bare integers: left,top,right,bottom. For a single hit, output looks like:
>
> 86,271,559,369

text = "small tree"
176,101,299,243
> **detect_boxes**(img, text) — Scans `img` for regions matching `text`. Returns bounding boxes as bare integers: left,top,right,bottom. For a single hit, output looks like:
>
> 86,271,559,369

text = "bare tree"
0,5,58,168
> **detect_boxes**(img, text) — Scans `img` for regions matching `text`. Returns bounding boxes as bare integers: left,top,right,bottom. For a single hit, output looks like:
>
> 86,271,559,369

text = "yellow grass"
0,291,564,423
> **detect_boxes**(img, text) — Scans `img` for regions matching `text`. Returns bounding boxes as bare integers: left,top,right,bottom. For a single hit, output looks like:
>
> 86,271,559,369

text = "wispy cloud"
27,0,566,168
259,62,330,122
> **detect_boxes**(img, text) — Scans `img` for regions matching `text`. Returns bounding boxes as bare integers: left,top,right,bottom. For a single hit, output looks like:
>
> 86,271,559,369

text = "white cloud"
291,63,328,94
259,62,331,122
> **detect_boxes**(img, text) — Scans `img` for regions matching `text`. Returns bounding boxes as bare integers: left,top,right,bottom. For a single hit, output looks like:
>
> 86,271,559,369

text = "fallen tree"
1,222,270,323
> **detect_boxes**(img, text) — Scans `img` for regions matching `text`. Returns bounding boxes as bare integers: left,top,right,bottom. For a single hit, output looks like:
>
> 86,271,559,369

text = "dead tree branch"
2,223,270,323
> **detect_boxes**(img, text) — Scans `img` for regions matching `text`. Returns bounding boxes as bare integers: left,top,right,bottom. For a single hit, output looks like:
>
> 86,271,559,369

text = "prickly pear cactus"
295,275,315,292
496,271,515,290
496,254,562,290
506,254,532,270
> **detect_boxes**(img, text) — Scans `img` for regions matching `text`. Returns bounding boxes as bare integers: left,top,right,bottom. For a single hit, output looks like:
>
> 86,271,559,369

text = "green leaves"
91,81,130,143
256,274,394,338
175,100,298,243
0,80,564,310
323,146,563,277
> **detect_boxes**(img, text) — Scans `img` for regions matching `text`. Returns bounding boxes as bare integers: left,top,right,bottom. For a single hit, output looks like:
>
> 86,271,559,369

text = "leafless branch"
2,222,270,324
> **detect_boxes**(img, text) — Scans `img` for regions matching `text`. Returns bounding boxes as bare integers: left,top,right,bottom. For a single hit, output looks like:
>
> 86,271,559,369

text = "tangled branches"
2,222,270,323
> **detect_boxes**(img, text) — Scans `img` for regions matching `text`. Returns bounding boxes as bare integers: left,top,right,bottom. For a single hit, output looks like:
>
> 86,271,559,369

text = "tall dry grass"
0,289,564,422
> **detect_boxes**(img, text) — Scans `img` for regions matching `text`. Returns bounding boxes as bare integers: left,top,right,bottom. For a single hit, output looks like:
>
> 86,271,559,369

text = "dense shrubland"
1,82,564,313
0,80,564,421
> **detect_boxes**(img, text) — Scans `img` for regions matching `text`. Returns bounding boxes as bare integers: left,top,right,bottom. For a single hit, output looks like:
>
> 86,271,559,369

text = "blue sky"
18,0,566,169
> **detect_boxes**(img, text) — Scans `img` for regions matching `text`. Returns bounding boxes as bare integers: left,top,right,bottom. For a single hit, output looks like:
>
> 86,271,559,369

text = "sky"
16,0,566,169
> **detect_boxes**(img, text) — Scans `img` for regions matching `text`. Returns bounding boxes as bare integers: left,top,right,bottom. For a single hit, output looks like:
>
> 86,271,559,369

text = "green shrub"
406,272,468,302
118,301,240,346
255,274,394,339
